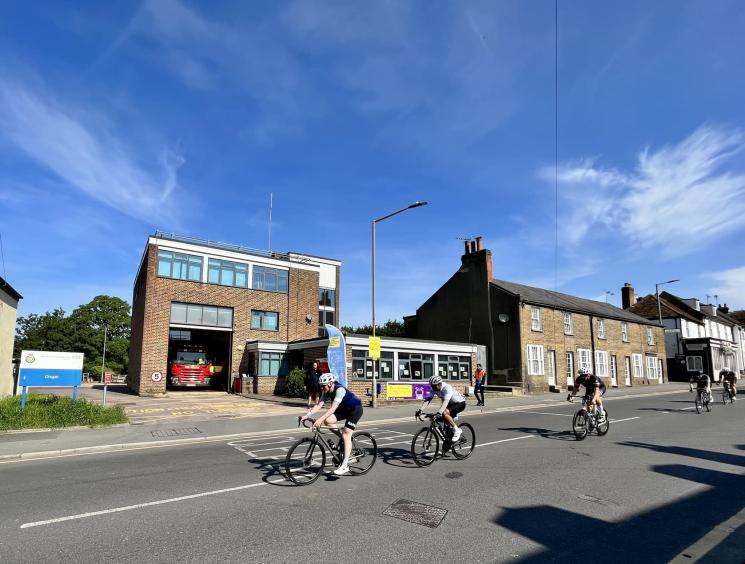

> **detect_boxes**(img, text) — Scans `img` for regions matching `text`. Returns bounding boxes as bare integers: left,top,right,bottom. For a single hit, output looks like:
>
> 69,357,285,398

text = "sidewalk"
0,383,691,461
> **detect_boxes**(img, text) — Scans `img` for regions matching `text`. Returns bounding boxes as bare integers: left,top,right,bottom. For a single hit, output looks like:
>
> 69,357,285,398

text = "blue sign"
325,324,348,387
18,350,84,408
19,368,83,387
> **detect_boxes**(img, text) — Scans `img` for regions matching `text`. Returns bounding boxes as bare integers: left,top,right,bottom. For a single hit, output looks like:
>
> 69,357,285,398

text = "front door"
610,355,618,387
548,351,557,388
624,357,632,386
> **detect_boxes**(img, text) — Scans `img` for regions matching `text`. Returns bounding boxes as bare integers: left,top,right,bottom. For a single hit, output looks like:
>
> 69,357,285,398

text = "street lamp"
655,279,680,326
372,201,428,407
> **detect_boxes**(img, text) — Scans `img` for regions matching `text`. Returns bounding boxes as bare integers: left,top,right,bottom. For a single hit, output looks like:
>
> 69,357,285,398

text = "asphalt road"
2,390,744,563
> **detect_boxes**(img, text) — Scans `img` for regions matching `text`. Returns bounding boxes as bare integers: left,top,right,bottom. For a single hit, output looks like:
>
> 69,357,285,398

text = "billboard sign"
19,351,84,388
387,383,432,401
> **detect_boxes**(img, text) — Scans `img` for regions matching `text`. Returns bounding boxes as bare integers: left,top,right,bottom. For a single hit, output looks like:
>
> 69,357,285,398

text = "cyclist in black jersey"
689,370,712,400
721,367,737,401
569,368,607,421
301,373,363,476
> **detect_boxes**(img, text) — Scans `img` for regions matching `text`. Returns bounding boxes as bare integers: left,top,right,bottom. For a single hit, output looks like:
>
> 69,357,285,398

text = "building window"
169,329,191,341
319,288,336,307
646,355,658,381
621,322,629,342
208,259,248,288
251,310,279,331
598,319,606,339
252,266,288,293
577,348,592,373
259,352,289,376
157,250,202,281
352,349,393,380
531,306,542,331
563,312,573,335
632,353,644,378
170,302,233,328
566,352,575,385
647,327,654,345
318,288,336,334
686,356,703,371
527,345,545,376
595,350,609,378
435,355,470,380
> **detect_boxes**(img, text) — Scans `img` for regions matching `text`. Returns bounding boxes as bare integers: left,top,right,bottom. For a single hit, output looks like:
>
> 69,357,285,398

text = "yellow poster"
368,336,381,360
387,383,413,399
329,336,341,348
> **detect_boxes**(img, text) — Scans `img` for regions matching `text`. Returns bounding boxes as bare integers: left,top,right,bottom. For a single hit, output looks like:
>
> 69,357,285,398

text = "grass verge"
0,393,128,431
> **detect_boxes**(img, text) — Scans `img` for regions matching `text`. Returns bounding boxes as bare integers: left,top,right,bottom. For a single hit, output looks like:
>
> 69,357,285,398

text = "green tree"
14,309,73,357
339,319,405,337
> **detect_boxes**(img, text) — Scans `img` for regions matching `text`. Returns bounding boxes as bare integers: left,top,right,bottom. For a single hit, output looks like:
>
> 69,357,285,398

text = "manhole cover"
445,471,463,479
383,499,447,528
151,427,202,438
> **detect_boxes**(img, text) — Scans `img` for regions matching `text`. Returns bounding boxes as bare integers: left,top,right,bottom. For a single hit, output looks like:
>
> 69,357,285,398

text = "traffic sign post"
103,372,112,406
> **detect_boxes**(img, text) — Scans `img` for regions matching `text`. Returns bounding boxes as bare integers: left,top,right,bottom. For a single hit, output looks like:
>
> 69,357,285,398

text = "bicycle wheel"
695,393,703,414
572,410,588,441
597,411,610,436
451,423,475,459
722,389,728,405
411,427,439,467
285,438,326,485
705,393,712,412
348,431,377,475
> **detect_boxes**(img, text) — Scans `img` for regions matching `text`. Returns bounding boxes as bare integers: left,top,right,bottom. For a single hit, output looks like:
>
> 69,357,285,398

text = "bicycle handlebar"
414,410,438,422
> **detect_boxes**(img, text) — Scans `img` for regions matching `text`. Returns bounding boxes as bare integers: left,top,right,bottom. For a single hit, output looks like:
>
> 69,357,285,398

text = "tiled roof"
0,276,22,301
729,310,745,324
630,294,702,324
491,279,660,326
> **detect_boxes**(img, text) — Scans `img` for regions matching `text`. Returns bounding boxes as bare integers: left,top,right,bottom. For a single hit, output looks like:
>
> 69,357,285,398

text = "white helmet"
318,373,335,385
429,375,443,386
578,367,589,376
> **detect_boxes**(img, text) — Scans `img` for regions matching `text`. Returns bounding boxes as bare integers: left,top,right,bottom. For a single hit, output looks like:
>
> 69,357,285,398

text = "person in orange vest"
473,363,486,406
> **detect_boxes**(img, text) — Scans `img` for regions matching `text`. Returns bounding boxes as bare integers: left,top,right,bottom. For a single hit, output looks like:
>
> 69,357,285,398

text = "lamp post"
655,279,680,326
372,201,428,407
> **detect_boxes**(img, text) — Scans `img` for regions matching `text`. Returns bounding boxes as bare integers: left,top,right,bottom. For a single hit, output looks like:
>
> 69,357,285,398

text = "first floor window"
527,345,545,376
171,302,233,328
158,250,202,281
252,266,289,293
622,322,629,342
531,306,542,331
647,327,654,345
251,310,279,331
564,312,573,335
208,258,248,287
686,356,703,371
595,350,609,378
598,319,606,339
259,352,289,376
577,348,593,373
632,353,644,378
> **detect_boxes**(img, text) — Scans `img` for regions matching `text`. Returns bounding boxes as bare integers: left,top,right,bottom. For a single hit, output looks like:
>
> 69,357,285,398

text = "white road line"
532,412,574,417
609,416,641,423
20,479,284,529
475,435,536,448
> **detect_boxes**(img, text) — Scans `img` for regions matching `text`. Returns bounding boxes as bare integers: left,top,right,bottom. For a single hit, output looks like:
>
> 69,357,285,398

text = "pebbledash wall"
128,233,340,396
242,335,479,400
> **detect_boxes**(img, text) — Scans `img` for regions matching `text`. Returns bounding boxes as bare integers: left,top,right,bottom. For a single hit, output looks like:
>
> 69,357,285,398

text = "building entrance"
167,328,232,391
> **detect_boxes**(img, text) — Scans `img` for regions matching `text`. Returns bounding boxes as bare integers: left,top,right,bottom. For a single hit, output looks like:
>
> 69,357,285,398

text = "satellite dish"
498,314,509,323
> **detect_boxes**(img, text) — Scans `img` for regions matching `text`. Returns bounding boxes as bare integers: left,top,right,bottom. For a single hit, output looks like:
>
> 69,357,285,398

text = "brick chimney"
621,283,635,309
719,303,730,314
461,239,493,283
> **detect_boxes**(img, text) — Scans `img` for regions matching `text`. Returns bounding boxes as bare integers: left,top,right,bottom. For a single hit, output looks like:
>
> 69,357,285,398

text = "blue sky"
1,1,745,325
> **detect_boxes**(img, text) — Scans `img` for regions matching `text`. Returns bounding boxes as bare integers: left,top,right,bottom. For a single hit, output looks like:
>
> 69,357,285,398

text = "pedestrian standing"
306,361,322,409
473,363,486,406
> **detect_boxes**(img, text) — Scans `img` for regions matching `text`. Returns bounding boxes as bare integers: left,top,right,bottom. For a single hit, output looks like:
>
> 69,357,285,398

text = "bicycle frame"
299,418,345,463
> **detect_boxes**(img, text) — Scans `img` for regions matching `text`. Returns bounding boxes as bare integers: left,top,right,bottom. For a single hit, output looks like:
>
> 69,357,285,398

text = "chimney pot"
475,236,483,251
470,240,477,253
621,283,635,310
463,240,470,255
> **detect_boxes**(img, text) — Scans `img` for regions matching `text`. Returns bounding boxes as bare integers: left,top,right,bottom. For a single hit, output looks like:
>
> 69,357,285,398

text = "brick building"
128,233,340,396
405,239,666,394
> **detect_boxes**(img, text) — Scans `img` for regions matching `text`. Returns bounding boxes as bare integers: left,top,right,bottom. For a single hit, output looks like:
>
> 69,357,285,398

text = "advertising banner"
324,325,348,387
386,383,432,401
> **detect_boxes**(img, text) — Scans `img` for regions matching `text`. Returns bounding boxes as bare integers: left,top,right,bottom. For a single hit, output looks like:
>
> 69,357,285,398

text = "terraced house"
405,240,666,394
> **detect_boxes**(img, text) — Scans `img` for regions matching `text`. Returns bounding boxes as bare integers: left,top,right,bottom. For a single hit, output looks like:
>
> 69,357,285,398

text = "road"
1,390,744,563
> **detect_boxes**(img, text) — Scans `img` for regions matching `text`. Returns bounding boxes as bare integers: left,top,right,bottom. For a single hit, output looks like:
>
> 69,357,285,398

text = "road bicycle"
692,388,712,413
721,384,737,405
410,410,475,467
570,397,609,441
284,418,377,485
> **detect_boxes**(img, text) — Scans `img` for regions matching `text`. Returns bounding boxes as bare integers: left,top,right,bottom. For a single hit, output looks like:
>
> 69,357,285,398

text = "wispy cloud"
0,76,184,224
709,265,745,309
542,125,745,255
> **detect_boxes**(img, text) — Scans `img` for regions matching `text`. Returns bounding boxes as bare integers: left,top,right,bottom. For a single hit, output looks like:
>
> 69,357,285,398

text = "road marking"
476,435,536,448
20,479,284,529
670,503,745,563
609,416,641,423
532,412,574,417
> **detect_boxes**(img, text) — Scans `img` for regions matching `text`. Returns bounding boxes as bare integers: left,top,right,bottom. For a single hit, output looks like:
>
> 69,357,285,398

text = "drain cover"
383,499,447,528
151,427,202,438
445,471,463,479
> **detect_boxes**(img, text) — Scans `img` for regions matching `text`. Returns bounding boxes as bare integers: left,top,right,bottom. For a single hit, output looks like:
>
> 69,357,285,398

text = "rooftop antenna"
605,290,614,304
714,294,719,306
268,192,273,253
706,294,711,304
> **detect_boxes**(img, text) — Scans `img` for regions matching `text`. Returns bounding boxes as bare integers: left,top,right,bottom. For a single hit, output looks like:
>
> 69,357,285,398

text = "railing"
154,231,292,261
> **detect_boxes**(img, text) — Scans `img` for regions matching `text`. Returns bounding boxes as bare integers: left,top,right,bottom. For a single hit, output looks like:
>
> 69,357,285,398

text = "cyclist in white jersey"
418,375,467,441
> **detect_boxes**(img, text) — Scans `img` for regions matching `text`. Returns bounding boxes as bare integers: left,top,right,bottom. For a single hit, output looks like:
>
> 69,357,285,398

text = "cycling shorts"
584,387,606,401
446,400,466,418
336,404,363,430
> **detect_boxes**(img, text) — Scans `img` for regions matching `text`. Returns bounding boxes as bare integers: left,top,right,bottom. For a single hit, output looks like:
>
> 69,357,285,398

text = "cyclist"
568,367,607,422
300,373,363,476
417,375,466,441
721,367,737,401
689,370,712,403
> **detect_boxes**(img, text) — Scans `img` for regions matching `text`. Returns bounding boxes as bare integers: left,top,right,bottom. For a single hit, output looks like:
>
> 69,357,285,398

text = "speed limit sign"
151,371,163,382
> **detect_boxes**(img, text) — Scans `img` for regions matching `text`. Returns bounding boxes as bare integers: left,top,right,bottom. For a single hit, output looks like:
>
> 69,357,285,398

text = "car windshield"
175,352,208,364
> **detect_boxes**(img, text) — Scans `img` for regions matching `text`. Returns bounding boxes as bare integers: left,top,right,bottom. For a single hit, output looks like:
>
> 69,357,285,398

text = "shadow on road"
498,427,575,441
494,442,745,562
379,446,417,468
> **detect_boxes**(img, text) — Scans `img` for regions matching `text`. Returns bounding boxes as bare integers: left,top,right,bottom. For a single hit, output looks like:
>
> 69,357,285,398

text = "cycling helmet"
578,367,589,376
429,375,443,386
318,373,335,385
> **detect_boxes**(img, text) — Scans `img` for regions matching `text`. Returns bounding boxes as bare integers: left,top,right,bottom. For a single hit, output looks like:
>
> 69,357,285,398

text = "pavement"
0,382,692,461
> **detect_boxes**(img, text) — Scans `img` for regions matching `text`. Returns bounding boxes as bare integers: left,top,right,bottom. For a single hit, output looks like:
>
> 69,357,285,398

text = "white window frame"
647,327,654,345
577,348,593,373
686,356,703,371
566,352,575,386
598,319,606,339
632,353,644,378
646,355,658,381
563,312,573,335
527,345,545,376
610,355,618,385
531,306,542,331
595,350,609,378
621,322,629,342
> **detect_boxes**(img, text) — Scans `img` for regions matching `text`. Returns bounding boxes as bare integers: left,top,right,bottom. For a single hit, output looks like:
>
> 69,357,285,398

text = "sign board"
324,325,348,387
19,351,84,387
368,336,381,360
387,383,432,401
151,371,163,382
104,372,112,384
687,344,706,351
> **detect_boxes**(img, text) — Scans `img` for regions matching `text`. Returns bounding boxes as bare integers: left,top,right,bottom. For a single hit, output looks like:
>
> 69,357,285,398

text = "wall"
0,290,20,397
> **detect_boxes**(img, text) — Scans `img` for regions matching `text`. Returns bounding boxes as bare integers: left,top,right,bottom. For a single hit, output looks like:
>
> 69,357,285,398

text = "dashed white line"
476,435,537,448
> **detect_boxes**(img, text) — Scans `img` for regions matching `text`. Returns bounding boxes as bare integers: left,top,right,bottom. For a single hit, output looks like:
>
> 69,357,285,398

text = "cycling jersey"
320,384,362,416
722,370,737,383
574,374,606,397
425,383,466,414
690,373,710,388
